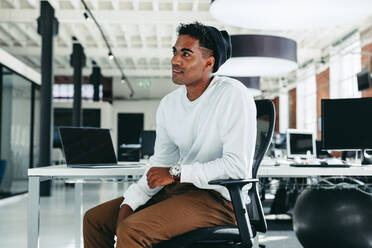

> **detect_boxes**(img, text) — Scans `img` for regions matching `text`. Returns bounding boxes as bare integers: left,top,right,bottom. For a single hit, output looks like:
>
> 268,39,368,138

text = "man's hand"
116,204,133,232
146,167,175,189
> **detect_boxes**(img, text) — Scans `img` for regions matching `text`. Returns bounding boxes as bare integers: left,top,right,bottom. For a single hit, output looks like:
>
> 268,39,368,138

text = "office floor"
0,181,302,248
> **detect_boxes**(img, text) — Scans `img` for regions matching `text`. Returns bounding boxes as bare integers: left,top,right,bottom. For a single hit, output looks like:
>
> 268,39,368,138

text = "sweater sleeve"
180,88,256,189
121,100,180,211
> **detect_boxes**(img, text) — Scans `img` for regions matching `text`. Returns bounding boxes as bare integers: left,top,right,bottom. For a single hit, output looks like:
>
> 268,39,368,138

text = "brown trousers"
83,183,236,248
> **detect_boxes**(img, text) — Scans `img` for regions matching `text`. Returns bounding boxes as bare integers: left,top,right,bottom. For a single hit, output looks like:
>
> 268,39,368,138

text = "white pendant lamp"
216,35,297,77
210,0,372,30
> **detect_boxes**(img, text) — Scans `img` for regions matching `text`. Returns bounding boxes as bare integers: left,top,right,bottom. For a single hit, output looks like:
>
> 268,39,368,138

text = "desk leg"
28,176,40,248
75,182,83,248
253,235,259,248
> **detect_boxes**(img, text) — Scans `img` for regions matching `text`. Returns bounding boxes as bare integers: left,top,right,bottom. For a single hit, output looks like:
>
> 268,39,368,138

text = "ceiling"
0,0,371,99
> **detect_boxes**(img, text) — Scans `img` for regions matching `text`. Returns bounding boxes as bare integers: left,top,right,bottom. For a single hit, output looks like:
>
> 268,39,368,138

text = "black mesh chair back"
248,99,275,233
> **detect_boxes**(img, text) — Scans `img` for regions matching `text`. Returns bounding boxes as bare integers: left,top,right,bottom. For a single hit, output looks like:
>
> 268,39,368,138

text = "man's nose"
171,54,181,66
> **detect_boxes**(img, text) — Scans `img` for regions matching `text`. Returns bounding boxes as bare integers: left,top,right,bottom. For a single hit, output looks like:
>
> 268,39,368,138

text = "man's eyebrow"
181,48,194,53
172,47,194,53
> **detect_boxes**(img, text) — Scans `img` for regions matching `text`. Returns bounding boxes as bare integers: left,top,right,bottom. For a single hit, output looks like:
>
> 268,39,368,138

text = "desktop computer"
286,129,316,159
321,97,372,165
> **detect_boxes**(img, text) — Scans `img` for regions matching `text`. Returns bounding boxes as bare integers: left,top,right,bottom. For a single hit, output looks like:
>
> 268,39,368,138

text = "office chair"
155,99,276,248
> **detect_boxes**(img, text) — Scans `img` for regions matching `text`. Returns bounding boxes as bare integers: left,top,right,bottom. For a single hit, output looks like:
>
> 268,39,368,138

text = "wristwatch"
169,164,181,178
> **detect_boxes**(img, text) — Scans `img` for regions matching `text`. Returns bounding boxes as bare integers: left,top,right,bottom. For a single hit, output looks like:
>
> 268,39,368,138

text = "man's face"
171,35,213,86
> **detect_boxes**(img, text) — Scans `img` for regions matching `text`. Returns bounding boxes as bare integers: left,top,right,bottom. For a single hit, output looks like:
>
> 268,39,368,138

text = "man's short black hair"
177,22,215,55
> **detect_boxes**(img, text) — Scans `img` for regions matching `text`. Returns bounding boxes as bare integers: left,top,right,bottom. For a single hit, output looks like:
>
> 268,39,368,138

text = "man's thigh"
117,188,236,245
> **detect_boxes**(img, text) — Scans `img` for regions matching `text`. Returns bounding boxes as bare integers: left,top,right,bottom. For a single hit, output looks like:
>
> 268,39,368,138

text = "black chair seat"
155,226,256,248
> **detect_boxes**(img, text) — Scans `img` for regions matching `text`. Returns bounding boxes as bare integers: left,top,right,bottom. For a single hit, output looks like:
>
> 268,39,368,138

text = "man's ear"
206,56,215,71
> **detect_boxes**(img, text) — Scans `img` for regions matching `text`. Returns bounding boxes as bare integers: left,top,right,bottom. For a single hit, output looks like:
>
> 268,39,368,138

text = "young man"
83,22,257,248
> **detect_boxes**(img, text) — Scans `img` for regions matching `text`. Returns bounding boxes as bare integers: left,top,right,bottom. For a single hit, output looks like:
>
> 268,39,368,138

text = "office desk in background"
27,162,372,248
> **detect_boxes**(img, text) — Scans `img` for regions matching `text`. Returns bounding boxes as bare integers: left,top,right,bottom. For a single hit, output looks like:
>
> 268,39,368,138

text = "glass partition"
0,66,34,198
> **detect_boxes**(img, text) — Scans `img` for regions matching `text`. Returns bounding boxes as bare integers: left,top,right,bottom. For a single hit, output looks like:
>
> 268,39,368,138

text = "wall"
53,100,162,152
361,43,372,97
112,100,161,150
53,101,113,130
289,88,296,129
316,68,330,139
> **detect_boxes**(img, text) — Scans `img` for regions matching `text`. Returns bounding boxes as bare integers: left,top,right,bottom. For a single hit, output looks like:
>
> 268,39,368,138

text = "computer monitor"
286,129,316,159
357,69,371,91
139,130,156,158
321,98,372,150
321,98,372,164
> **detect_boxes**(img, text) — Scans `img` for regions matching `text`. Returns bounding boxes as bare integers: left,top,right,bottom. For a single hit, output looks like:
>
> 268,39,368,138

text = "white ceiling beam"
3,0,20,9
58,25,73,48
153,0,159,12
173,0,178,11
138,25,146,48
84,23,102,48
132,0,139,11
121,25,132,48
0,10,213,24
69,0,80,9
0,46,172,58
68,25,88,47
192,0,199,12
89,0,99,10
0,28,13,46
54,56,66,67
45,0,60,10
27,56,40,67
156,25,161,48
55,68,171,77
25,0,38,8
0,23,26,46
171,24,177,46
103,24,117,48
111,0,119,10
17,23,41,46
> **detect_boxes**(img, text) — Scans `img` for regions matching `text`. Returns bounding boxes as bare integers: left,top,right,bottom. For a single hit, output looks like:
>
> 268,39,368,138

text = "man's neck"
186,76,213,101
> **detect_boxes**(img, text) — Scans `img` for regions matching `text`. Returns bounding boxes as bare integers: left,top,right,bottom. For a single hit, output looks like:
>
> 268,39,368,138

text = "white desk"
27,163,372,248
27,165,145,248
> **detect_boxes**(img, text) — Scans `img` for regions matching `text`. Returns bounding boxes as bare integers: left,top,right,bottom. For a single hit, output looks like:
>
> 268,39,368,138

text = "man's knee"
116,219,148,247
83,207,99,229
116,220,132,241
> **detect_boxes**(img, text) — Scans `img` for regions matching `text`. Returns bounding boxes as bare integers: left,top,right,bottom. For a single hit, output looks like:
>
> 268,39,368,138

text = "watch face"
170,165,180,176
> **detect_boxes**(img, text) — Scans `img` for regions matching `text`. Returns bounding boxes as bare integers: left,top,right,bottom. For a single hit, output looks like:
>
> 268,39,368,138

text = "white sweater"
122,76,257,211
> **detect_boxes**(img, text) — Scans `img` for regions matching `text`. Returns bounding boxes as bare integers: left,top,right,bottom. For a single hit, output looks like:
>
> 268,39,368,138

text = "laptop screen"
59,127,117,165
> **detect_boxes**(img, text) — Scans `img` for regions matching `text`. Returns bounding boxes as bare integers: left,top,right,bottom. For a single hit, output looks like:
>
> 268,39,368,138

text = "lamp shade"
210,0,372,30
216,35,297,77
233,76,261,96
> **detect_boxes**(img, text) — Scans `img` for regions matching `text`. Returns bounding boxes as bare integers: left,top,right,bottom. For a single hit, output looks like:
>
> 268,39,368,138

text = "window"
296,64,317,135
330,33,361,99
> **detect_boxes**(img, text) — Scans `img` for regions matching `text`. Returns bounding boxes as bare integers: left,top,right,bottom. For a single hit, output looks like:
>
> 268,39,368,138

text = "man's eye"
183,52,190,57
172,50,176,55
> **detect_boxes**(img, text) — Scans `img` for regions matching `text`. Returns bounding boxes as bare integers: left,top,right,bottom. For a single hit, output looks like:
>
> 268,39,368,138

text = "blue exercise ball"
293,188,372,248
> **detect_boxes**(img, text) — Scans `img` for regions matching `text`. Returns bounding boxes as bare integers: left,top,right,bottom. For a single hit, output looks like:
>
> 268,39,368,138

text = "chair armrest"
208,178,258,187
208,178,257,248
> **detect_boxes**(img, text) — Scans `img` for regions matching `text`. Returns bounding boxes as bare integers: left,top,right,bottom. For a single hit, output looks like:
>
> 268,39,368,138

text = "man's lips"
172,68,183,75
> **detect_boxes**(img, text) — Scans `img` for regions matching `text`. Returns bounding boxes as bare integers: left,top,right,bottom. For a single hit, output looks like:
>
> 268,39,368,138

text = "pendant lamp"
216,35,297,77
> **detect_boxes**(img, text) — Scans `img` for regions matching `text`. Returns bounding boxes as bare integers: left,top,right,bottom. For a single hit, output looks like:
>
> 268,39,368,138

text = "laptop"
59,127,144,168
